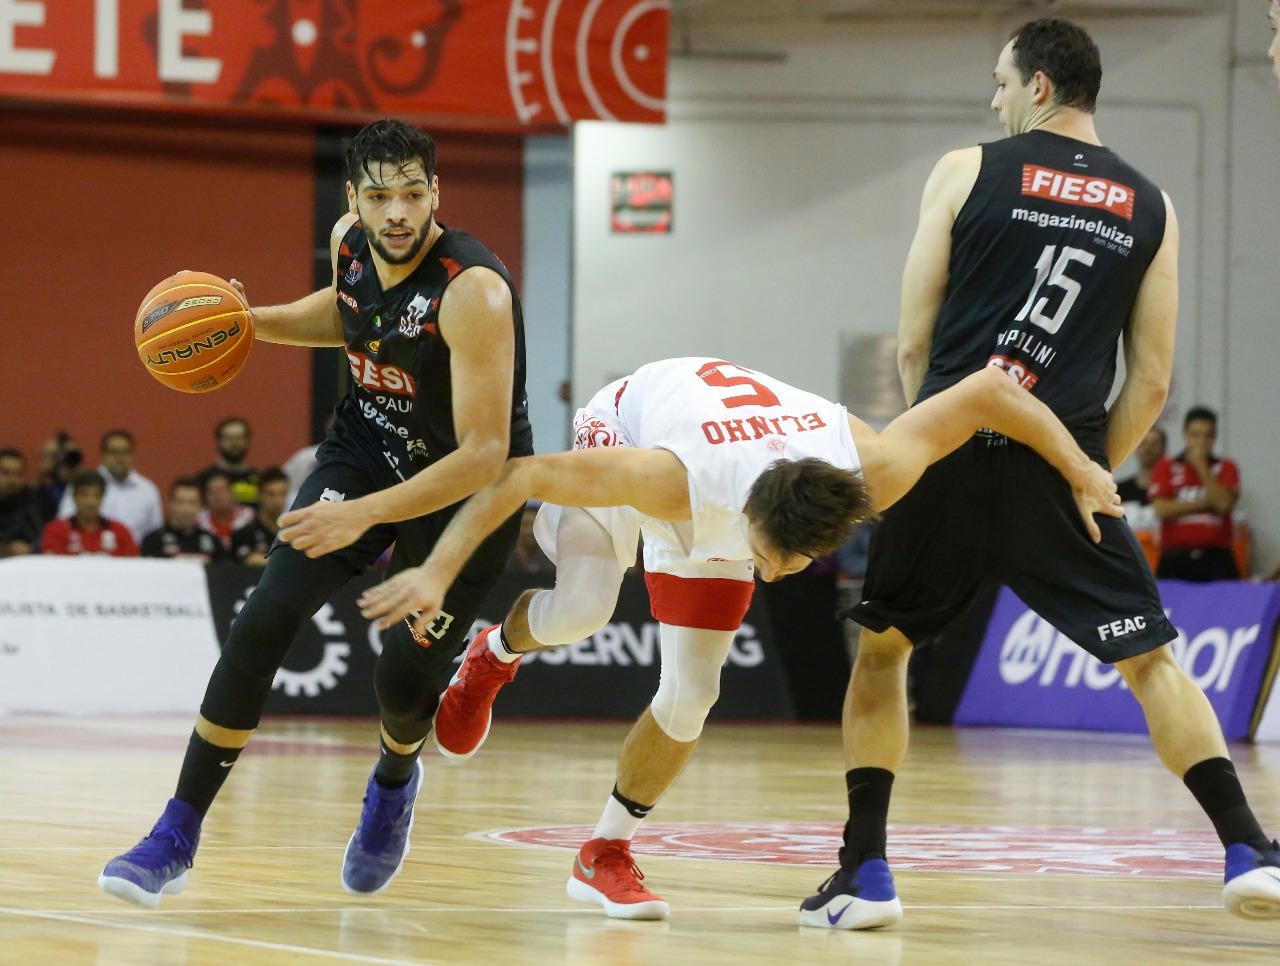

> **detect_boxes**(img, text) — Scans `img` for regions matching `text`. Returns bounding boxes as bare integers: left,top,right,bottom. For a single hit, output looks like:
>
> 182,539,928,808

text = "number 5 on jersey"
1016,244,1096,335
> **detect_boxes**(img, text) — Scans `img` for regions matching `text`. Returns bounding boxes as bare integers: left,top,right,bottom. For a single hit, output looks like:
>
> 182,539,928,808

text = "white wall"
522,135,574,453
571,2,1280,572
1226,2,1280,575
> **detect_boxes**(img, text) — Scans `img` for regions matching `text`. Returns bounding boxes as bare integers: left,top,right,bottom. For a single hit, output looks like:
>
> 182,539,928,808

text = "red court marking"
483,822,1222,879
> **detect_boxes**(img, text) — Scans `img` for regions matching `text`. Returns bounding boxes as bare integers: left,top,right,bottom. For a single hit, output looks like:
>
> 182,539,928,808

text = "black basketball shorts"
848,435,1177,664
286,438,521,665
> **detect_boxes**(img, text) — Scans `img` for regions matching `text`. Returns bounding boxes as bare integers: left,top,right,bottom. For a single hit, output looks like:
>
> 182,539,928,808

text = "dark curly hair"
745,458,872,560
1010,18,1102,114
345,119,436,189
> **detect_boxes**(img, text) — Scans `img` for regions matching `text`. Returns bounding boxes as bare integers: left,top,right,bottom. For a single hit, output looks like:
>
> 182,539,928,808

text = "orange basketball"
134,271,253,393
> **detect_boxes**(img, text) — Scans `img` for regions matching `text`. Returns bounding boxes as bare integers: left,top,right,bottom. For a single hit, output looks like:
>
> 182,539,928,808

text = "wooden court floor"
2,715,1278,965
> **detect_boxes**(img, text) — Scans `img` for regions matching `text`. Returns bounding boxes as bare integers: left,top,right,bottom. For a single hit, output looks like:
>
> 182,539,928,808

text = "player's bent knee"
650,680,721,743
526,587,615,647
1116,643,1179,692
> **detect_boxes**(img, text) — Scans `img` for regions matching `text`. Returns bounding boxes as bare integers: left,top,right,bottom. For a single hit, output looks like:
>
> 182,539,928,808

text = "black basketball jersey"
332,222,534,481
916,130,1167,457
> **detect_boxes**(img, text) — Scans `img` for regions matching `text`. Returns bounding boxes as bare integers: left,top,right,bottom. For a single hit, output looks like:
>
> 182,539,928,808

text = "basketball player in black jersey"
100,120,534,906
802,19,1280,929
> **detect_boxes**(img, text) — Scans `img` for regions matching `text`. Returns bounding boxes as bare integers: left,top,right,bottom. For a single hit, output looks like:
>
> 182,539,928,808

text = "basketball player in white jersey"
352,356,1120,920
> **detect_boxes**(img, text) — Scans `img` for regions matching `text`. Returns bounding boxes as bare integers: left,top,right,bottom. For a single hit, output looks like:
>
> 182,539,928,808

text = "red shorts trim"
644,572,754,632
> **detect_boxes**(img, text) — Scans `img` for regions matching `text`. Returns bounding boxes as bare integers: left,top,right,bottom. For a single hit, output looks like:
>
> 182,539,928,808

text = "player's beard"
370,220,433,265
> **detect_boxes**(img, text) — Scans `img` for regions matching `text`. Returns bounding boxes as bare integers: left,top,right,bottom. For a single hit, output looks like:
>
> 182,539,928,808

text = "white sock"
593,794,644,842
487,624,521,664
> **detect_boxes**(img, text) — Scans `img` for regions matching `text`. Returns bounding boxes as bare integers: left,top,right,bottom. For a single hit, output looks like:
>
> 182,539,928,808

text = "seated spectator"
141,478,226,563
40,470,139,557
196,417,260,506
197,470,254,551
0,448,43,556
230,468,290,566
35,431,83,522
1117,426,1166,506
56,430,162,544
1149,405,1240,581
507,499,554,575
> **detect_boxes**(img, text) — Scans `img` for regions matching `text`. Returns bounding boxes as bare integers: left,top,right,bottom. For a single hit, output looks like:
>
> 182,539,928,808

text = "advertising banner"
0,0,668,127
202,566,795,719
955,582,1280,739
0,556,221,714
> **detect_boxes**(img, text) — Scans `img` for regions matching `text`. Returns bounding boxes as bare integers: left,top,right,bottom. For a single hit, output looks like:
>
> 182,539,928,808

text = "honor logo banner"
956,583,1280,739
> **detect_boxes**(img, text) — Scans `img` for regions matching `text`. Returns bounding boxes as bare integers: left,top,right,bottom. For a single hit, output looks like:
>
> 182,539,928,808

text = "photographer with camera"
35,431,84,523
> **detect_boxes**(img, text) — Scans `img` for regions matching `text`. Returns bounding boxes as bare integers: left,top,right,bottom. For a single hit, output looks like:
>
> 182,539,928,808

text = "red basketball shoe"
566,837,670,920
432,625,519,760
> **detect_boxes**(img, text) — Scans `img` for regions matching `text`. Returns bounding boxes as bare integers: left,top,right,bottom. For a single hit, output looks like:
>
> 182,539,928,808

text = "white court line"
0,903,1221,917
0,907,429,965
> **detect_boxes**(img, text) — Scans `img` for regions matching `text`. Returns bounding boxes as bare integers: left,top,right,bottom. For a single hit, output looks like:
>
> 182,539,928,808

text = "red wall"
0,111,524,498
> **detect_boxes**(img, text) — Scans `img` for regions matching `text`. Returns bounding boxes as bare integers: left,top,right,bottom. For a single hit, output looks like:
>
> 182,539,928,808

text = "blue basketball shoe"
342,759,424,895
1223,840,1280,919
799,858,903,930
98,799,201,908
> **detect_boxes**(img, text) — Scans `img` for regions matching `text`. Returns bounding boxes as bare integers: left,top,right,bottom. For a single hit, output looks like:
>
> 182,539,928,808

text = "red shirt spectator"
41,516,139,556
40,469,140,557
1149,406,1240,582
1148,455,1238,550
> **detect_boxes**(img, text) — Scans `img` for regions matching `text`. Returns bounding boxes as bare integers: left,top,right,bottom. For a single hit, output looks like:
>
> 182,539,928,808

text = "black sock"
839,767,894,869
496,626,521,658
374,734,422,789
1183,757,1269,850
173,731,243,819
612,784,655,820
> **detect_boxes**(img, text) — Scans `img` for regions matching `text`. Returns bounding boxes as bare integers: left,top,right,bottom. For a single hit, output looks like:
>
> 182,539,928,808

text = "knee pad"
527,586,618,646
526,511,626,646
199,655,276,731
649,624,735,742
375,622,445,742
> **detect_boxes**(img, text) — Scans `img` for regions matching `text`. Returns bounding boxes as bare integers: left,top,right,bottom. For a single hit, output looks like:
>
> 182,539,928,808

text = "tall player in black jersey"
100,120,534,907
802,19,1280,929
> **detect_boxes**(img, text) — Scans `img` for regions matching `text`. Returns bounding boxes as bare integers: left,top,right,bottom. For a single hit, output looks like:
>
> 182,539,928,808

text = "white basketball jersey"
612,358,862,570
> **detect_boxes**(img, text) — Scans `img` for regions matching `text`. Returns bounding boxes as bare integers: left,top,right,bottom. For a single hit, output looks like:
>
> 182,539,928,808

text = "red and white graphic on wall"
482,822,1223,879
0,0,669,127
611,170,673,234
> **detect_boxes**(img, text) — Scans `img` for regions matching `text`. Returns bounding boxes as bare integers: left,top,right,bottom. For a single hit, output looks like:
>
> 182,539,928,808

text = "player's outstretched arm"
232,213,355,348
861,366,1120,541
359,447,688,631
1106,192,1178,468
898,148,981,404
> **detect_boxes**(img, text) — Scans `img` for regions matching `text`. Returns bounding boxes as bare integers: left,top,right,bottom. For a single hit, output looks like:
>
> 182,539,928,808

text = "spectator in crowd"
1149,406,1240,581
0,448,43,556
230,468,290,566
56,430,163,544
197,417,260,506
507,499,554,575
141,479,226,563
1117,426,1166,506
35,431,84,522
196,470,254,551
40,471,139,557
